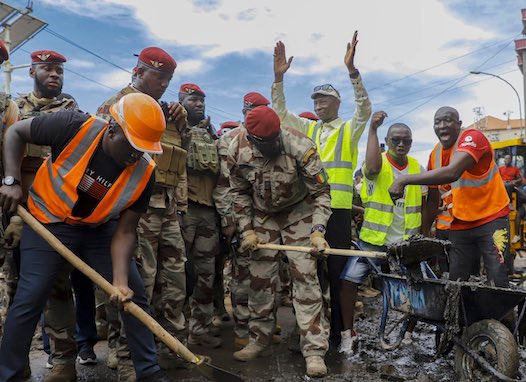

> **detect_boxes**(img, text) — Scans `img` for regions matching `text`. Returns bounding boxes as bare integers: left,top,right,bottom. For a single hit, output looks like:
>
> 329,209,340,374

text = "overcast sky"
3,0,526,165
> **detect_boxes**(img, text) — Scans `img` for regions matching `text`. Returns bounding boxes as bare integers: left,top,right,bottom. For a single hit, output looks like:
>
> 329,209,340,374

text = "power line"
389,38,516,123
18,47,120,92
43,28,240,119
366,34,521,92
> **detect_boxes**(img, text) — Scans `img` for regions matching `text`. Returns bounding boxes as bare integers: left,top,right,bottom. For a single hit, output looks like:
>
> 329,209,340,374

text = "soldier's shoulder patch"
315,168,329,184
302,147,316,165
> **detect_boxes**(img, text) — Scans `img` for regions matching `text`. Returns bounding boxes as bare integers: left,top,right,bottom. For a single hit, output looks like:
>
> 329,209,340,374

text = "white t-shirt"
364,161,427,245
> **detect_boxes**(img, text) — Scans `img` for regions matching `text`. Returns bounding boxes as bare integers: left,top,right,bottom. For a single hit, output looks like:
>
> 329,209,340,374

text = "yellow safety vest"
359,153,422,246
307,120,355,209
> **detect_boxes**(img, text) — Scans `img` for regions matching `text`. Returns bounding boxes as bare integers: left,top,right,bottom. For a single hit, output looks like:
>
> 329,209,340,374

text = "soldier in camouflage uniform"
0,38,20,337
179,83,222,348
228,106,331,378
213,92,271,349
11,51,86,382
96,47,188,381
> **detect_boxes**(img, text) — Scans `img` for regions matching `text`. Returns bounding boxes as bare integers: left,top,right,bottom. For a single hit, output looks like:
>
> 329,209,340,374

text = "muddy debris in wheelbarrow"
387,235,451,267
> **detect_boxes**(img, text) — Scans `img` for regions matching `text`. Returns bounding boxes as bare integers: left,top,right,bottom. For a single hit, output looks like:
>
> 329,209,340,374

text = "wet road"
26,269,526,382
24,298,464,382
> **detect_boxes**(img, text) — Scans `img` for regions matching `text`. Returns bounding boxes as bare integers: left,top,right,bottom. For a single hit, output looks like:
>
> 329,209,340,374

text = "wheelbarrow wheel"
455,319,519,381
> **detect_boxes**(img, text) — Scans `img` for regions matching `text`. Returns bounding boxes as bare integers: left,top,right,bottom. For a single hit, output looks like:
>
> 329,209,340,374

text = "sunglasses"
313,84,340,97
390,137,413,146
247,132,280,143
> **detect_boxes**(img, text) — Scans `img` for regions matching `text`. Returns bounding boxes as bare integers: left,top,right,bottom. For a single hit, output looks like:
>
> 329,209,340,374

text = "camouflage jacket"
213,125,243,228
183,119,219,207
16,92,78,119
96,85,188,214
227,125,331,232
15,92,79,182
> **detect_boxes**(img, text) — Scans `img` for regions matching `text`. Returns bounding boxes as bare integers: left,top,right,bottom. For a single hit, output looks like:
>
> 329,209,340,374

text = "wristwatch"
2,176,20,186
311,224,326,234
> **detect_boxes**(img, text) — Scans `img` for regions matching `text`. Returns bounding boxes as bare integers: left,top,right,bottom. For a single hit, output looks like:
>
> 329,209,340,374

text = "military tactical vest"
153,121,187,187
186,126,219,174
16,94,77,160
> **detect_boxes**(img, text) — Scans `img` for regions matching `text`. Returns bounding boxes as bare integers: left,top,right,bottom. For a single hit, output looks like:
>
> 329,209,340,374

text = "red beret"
0,40,8,63
31,50,66,64
298,111,319,121
243,92,269,109
218,121,240,136
179,83,205,97
245,106,281,140
136,46,176,73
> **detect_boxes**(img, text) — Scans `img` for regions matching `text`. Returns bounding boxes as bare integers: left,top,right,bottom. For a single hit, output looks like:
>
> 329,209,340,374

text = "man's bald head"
435,106,459,121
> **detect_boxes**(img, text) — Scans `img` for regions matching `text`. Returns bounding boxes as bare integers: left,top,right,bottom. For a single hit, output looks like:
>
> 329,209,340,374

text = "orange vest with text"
28,115,156,225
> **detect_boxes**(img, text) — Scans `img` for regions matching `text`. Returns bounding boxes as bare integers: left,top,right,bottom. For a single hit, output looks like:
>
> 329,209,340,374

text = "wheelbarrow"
377,266,526,382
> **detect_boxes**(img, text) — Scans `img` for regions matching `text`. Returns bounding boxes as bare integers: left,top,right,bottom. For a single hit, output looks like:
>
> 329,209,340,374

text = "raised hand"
274,41,294,82
344,30,359,72
370,111,388,131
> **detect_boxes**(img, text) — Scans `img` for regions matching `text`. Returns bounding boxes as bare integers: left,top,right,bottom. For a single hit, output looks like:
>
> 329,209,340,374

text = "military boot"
233,342,271,362
117,362,136,382
234,335,249,351
305,356,327,378
188,332,222,348
43,363,77,382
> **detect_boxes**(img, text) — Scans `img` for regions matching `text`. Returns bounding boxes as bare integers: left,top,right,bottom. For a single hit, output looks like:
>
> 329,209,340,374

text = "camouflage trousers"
250,214,329,357
182,203,220,335
136,207,188,348
231,247,250,338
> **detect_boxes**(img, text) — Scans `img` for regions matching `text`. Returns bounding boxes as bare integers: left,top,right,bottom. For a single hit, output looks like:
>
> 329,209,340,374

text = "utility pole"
504,110,514,129
0,1,47,93
515,9,526,138
473,106,484,130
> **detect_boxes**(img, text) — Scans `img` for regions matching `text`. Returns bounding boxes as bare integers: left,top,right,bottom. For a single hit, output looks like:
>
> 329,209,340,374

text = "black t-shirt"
30,110,154,217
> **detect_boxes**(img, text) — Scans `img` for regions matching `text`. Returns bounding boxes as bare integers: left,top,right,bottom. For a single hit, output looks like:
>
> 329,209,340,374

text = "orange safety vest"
446,134,509,222
429,143,454,230
28,115,156,225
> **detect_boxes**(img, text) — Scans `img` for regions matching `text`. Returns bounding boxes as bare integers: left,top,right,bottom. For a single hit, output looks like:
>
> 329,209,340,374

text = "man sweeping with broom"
0,93,178,382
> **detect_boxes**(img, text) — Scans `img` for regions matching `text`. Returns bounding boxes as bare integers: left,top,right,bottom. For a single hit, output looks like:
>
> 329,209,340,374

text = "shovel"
257,235,449,267
17,206,245,382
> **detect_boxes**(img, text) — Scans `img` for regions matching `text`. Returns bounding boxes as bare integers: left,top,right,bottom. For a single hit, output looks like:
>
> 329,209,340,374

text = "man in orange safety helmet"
0,93,176,382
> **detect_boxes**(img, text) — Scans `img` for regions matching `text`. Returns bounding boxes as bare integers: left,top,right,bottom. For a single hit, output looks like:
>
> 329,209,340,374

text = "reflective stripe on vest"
359,153,422,246
447,131,509,222
307,120,355,209
28,115,156,225
430,143,454,230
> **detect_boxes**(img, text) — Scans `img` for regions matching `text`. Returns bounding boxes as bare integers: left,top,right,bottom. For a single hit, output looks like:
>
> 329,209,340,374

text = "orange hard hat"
110,93,166,154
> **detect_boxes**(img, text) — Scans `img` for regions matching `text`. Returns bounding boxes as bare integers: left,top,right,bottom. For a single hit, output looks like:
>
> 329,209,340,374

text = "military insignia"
37,54,50,61
150,60,164,69
302,147,316,165
184,87,195,94
244,101,253,107
315,168,329,184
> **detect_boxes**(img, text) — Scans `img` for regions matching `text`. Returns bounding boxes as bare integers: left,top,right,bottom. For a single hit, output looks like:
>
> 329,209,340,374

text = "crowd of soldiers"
0,27,516,382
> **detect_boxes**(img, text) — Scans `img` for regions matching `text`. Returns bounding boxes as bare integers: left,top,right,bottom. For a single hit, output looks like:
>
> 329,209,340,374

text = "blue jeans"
0,221,160,381
340,240,386,284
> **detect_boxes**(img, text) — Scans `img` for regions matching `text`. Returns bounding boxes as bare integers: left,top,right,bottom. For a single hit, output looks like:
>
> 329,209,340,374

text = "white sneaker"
338,329,358,355
402,331,413,345
512,235,521,244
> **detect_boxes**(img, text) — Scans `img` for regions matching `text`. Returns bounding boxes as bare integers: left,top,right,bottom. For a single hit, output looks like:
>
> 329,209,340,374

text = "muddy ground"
25,286,526,382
